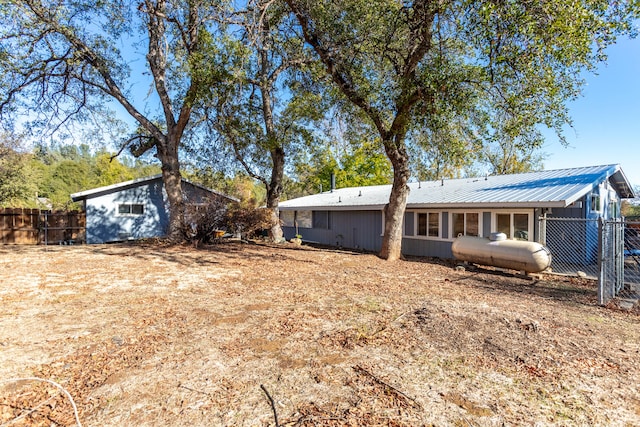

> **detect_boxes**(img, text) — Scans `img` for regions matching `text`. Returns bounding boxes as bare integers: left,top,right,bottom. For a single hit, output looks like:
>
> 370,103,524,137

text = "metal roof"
279,164,635,211
71,174,239,202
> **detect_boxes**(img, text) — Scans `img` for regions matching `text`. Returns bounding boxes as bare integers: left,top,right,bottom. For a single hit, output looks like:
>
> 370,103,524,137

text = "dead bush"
226,205,273,239
182,199,273,244
182,197,231,245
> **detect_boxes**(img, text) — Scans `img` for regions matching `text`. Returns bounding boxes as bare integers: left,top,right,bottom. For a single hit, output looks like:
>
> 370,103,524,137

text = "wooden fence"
0,208,86,245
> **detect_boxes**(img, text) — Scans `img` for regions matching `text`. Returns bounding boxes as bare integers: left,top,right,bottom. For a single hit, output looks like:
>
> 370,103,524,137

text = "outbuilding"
279,164,635,259
71,175,236,244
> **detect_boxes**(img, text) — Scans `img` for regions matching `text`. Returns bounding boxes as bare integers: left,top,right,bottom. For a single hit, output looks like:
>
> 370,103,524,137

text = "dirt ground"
1,242,639,426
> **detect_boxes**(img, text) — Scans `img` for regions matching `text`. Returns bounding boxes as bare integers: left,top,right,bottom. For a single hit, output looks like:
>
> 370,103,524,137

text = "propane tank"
452,235,551,273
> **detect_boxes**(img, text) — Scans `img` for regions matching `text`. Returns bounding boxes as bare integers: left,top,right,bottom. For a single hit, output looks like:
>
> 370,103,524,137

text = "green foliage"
0,135,39,207
289,141,392,198
1,142,160,209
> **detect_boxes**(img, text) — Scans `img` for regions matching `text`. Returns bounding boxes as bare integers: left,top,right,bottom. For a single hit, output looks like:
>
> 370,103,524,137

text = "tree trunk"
379,138,411,261
266,146,285,242
157,140,184,242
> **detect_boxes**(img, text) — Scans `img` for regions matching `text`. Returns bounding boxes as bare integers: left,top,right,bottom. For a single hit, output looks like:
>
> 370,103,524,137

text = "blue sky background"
542,36,640,188
108,32,640,190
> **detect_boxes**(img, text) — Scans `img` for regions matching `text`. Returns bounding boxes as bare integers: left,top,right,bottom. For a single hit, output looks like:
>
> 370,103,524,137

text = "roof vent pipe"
330,173,336,193
358,190,362,197
441,178,444,186
418,181,421,189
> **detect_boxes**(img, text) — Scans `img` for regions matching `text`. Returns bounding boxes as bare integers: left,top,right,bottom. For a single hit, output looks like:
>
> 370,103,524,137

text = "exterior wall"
285,207,540,259
85,179,168,244
83,179,225,244
402,237,454,258
282,210,383,252
281,181,625,260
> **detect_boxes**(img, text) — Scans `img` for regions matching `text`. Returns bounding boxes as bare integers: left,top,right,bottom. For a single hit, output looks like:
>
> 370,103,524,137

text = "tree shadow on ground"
405,255,598,307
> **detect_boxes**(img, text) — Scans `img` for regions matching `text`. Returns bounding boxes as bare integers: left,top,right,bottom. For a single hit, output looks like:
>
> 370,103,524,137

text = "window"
513,214,529,240
591,191,601,212
417,212,439,237
313,211,330,229
452,212,479,237
296,210,312,228
418,213,427,236
118,203,144,216
428,213,439,237
497,213,510,236
495,212,530,240
281,211,295,227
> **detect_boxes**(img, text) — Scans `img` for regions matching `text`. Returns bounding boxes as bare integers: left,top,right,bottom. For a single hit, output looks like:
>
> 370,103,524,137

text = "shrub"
182,198,273,245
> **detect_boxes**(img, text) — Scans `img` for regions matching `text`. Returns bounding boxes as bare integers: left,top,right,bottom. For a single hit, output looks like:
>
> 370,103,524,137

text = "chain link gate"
539,216,640,305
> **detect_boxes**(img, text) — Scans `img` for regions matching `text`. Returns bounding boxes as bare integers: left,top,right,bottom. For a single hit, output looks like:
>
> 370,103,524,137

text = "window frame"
491,210,534,241
405,211,442,240
116,203,145,217
450,211,481,239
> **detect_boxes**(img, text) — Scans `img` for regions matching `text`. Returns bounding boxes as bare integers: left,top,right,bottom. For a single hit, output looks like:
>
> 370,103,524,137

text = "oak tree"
285,0,637,260
0,0,228,239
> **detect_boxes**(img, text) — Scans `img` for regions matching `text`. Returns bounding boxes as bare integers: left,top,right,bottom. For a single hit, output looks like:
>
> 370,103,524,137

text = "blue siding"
482,212,491,236
84,178,221,244
404,211,414,236
442,212,449,239
402,238,453,258
85,180,168,243
283,210,383,252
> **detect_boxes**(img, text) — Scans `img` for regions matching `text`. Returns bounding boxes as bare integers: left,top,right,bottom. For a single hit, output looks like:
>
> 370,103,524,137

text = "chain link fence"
539,216,640,305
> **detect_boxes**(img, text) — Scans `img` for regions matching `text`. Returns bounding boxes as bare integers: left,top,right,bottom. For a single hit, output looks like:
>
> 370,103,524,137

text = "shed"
71,175,237,244
279,164,635,258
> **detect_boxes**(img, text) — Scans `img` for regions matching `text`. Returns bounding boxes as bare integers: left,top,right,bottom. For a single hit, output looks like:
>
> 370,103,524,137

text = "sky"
541,36,640,189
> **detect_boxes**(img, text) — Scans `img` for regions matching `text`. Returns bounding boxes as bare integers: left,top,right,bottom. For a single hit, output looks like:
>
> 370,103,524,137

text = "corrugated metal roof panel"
280,164,634,210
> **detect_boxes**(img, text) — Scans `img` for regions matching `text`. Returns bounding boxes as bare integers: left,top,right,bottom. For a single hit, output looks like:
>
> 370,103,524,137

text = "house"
279,164,635,259
71,174,237,244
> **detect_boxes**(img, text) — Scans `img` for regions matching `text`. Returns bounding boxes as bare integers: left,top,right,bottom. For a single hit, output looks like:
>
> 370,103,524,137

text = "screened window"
118,203,144,216
452,212,478,237
313,211,330,229
281,211,295,227
296,210,312,228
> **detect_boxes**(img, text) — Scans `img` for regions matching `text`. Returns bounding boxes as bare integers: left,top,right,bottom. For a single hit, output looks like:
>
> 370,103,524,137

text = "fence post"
598,217,605,305
539,213,547,246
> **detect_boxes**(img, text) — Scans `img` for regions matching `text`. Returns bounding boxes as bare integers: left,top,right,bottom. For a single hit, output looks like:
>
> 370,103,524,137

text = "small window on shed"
118,203,144,216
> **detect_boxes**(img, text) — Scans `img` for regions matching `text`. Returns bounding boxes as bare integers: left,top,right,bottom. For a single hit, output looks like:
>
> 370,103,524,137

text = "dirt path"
1,242,639,426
